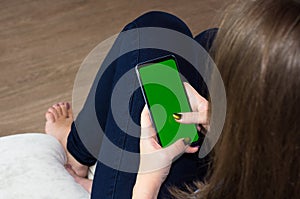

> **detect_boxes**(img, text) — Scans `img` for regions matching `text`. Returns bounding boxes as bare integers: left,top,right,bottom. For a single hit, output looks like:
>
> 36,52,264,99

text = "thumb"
141,105,153,128
165,137,191,161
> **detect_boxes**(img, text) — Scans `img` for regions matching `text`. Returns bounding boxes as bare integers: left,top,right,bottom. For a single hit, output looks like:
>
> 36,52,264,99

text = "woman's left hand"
132,106,199,199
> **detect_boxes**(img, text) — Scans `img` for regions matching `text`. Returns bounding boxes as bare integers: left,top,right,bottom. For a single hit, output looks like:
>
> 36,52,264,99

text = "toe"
60,102,68,117
66,102,73,119
48,107,59,120
53,103,63,117
66,102,70,110
45,111,55,122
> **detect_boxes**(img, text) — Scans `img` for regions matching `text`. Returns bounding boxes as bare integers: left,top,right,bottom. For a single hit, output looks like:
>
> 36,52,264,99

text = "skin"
132,82,209,199
44,82,209,196
45,102,91,191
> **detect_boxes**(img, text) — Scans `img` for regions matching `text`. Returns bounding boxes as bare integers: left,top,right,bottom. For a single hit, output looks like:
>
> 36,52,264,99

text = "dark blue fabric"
67,11,218,199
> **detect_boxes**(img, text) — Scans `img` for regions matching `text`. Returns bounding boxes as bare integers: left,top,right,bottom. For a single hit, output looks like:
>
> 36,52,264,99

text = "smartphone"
136,55,199,148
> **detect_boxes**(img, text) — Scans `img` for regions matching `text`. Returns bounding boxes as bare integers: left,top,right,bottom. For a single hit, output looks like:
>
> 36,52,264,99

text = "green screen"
138,57,199,147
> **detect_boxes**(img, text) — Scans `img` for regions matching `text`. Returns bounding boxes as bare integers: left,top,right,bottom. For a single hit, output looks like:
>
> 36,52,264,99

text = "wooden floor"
0,0,229,137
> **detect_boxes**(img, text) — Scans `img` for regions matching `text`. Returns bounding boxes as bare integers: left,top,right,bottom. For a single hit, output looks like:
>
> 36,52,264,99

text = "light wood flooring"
0,0,230,136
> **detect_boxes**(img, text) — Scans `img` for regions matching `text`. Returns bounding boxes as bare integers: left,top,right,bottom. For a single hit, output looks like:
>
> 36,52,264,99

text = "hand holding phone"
133,106,199,199
136,55,200,148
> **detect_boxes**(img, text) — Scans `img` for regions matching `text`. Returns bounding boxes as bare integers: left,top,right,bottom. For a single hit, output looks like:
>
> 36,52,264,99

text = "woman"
133,0,300,198
46,11,217,199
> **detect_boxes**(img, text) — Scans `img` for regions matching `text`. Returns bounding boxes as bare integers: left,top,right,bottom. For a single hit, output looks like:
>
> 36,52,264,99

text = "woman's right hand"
173,82,209,132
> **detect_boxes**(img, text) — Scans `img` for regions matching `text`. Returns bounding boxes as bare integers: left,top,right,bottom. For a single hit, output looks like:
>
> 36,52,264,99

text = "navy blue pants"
67,11,217,199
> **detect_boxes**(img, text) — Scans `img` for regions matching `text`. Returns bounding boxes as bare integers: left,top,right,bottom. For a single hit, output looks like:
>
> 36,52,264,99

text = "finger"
165,138,191,161
183,82,208,111
140,126,157,139
141,105,152,128
140,105,157,140
139,136,162,155
139,138,194,173
185,146,199,153
173,111,208,124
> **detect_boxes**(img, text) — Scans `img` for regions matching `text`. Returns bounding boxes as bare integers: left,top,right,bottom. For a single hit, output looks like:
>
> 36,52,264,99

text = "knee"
135,11,178,23
122,11,192,37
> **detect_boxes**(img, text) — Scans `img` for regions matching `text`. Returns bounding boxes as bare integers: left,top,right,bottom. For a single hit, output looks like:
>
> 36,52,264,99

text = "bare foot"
45,102,88,177
45,102,73,148
65,164,92,194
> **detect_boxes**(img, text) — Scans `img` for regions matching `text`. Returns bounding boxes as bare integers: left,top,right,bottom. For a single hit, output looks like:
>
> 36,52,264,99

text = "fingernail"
66,102,70,110
173,113,182,120
183,137,191,145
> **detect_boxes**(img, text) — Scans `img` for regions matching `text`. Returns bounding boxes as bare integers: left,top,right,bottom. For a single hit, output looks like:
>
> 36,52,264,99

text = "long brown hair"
172,0,300,198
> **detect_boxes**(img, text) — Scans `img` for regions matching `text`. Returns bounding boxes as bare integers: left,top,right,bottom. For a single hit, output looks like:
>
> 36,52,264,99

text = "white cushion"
0,133,89,199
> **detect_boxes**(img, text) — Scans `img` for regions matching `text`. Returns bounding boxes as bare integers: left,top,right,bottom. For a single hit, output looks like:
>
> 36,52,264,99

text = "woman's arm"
132,82,209,198
132,106,200,198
